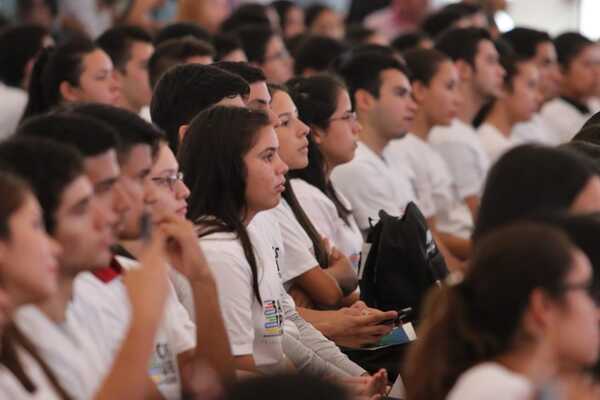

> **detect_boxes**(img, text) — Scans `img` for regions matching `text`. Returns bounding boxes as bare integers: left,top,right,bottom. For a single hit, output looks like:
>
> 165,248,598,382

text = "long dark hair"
404,222,576,400
287,74,353,227
270,83,329,268
474,144,598,241
178,106,271,302
22,37,98,120
0,172,70,399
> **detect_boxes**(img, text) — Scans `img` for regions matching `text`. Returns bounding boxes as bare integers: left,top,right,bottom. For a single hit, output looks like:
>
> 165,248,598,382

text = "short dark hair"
213,32,243,61
474,144,597,241
554,32,594,70
0,137,84,233
422,3,483,39
213,61,265,84
96,25,152,71
344,24,377,46
293,35,348,76
17,112,119,158
501,27,552,61
220,3,271,33
391,31,430,54
435,27,492,66
271,1,299,32
403,47,450,85
154,21,211,46
150,63,250,154
0,24,49,88
148,37,215,88
234,24,276,64
305,4,330,29
22,37,99,120
560,141,600,172
64,103,163,163
335,51,409,105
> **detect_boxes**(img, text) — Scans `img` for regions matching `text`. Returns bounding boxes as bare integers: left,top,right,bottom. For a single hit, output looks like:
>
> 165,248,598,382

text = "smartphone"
379,307,413,326
139,212,152,243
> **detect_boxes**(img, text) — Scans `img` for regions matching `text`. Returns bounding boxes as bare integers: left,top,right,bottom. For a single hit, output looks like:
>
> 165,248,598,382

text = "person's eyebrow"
94,176,119,193
69,195,91,214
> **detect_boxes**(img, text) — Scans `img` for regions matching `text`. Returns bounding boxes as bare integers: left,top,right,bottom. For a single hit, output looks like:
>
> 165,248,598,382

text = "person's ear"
455,59,473,82
311,125,326,144
412,81,428,104
354,88,376,114
523,288,556,338
59,81,81,102
178,124,189,145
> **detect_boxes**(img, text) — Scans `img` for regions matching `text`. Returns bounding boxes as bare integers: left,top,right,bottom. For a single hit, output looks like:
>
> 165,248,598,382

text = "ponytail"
21,47,53,121
282,180,329,268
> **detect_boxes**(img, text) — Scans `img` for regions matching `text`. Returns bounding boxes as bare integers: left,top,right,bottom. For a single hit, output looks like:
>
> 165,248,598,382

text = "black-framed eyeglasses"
151,172,184,191
329,111,357,123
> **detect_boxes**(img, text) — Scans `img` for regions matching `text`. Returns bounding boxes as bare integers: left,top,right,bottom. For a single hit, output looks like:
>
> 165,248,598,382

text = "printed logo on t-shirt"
148,341,179,389
263,299,283,337
273,246,281,278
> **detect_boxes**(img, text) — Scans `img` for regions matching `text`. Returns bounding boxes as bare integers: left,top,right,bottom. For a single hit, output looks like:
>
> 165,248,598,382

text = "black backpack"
358,202,449,321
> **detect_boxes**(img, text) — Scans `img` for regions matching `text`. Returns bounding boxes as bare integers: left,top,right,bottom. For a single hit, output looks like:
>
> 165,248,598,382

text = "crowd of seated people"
1,1,600,399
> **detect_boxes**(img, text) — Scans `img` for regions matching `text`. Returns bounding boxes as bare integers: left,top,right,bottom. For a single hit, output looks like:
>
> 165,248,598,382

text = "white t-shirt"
478,123,520,164
270,199,320,289
331,141,416,231
385,133,473,239
290,178,363,272
15,304,110,400
72,257,197,400
198,219,286,373
0,84,27,140
447,362,534,400
429,119,490,200
0,346,62,399
540,97,592,144
512,113,561,146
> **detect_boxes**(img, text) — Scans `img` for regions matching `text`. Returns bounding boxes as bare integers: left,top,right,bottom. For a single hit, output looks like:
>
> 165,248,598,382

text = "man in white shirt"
501,27,562,145
432,27,505,218
540,32,600,143
331,51,418,233
97,26,154,115
1,130,171,399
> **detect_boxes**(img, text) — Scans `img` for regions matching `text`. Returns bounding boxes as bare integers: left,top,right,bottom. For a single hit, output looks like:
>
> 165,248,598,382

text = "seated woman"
179,105,290,374
0,172,65,398
474,144,600,241
405,222,600,400
268,83,358,309
286,74,363,276
22,37,120,120
478,41,542,163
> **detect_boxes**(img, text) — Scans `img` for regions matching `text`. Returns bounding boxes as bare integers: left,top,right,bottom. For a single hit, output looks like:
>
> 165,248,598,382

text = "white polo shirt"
331,141,416,232
72,258,197,400
198,219,286,373
385,133,473,238
429,119,490,200
478,123,520,164
0,346,62,399
540,97,593,143
290,178,363,272
447,362,533,400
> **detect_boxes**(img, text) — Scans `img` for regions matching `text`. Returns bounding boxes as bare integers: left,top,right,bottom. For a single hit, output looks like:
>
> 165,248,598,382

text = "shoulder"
447,363,533,400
